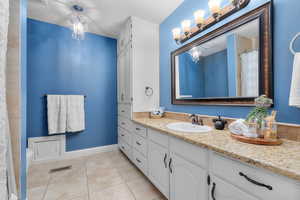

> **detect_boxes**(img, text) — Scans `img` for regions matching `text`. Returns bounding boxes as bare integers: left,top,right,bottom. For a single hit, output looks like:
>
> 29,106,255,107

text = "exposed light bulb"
208,0,222,19
181,20,191,35
70,15,87,40
172,28,181,41
194,10,206,27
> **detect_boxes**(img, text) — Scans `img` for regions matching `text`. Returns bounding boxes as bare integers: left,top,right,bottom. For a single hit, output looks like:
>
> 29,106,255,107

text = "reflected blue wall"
160,0,300,124
178,50,228,97
27,19,117,152
203,50,228,97
227,34,238,96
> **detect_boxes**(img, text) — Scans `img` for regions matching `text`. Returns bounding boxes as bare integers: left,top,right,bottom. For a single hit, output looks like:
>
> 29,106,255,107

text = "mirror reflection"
175,19,260,99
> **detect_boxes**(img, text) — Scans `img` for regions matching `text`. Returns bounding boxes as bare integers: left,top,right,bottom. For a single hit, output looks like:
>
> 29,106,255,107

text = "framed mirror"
171,3,272,106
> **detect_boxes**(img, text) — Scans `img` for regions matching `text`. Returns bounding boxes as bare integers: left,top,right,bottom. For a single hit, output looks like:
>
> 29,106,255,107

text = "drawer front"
132,123,147,138
148,128,169,147
133,133,147,156
118,116,132,132
118,127,132,146
170,137,208,169
211,153,300,200
118,104,131,119
119,138,132,160
133,149,147,175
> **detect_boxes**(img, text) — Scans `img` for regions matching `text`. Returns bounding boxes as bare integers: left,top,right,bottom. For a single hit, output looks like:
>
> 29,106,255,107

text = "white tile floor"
27,150,166,200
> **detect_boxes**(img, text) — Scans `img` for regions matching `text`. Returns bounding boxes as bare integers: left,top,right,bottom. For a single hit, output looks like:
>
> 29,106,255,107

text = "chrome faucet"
189,114,204,126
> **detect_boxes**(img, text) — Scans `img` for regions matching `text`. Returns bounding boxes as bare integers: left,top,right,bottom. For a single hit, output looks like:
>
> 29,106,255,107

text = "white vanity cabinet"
119,124,300,200
209,176,259,200
170,153,208,200
148,129,170,198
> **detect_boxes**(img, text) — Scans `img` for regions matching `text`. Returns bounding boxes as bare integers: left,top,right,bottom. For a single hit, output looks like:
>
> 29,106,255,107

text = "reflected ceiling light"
189,47,202,63
69,5,88,40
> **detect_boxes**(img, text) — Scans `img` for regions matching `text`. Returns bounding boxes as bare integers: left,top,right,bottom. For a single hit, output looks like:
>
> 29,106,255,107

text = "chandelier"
69,5,87,40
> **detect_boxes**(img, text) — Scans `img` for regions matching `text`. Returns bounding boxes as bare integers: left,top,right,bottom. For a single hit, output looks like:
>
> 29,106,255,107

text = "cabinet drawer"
133,149,147,175
133,133,147,156
148,128,169,147
118,116,132,132
118,127,132,146
211,153,300,200
118,104,131,119
119,138,132,159
132,123,147,138
170,137,208,169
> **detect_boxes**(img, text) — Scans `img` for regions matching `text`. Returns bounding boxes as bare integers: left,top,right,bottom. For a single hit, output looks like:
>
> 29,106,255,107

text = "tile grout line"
41,170,53,200
85,159,91,200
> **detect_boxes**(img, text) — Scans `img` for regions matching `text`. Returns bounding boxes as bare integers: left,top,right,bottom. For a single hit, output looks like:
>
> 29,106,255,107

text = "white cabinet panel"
123,44,132,103
170,153,208,200
148,140,169,198
209,176,259,200
211,152,300,200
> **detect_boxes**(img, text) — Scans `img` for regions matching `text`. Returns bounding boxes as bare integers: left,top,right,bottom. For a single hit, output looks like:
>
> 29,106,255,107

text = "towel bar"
44,94,86,98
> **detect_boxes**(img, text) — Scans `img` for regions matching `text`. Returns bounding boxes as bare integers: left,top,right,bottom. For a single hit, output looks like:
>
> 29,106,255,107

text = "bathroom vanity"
118,114,300,200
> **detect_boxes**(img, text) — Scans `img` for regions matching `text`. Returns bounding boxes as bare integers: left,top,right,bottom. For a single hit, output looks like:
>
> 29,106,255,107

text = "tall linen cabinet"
117,16,159,116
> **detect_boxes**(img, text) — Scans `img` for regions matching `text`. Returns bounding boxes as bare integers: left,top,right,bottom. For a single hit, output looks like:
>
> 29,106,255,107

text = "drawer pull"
163,153,167,168
121,110,125,113
239,172,273,190
121,146,125,150
211,182,216,200
136,158,141,163
169,158,173,173
121,134,125,137
121,122,125,125
135,127,141,131
136,141,141,146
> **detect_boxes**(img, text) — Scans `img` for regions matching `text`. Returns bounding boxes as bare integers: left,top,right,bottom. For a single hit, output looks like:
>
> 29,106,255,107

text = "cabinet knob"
136,158,141,163
135,127,141,131
136,141,141,146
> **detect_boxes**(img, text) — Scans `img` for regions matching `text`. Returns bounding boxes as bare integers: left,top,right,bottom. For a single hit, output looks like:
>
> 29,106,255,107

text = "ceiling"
191,19,259,57
28,0,184,38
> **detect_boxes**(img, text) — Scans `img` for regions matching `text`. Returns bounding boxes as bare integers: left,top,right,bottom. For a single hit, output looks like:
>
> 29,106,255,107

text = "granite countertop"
133,116,300,182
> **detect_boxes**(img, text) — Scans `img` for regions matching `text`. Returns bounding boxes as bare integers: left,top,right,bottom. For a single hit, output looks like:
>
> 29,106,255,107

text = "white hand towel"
289,53,300,108
228,119,249,135
47,95,67,134
66,95,85,133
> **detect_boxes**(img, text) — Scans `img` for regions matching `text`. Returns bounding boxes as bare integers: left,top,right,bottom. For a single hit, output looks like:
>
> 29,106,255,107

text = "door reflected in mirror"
175,19,259,100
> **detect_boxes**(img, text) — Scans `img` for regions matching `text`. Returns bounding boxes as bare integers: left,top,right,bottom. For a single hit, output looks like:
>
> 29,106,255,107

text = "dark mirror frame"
171,2,272,106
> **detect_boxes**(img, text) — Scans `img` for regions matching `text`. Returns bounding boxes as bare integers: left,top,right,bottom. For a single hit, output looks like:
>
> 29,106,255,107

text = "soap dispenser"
212,116,227,130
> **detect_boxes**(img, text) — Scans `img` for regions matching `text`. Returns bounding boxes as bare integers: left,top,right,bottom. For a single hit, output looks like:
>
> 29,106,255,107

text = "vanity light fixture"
172,0,250,44
181,20,192,36
194,10,206,28
208,0,222,20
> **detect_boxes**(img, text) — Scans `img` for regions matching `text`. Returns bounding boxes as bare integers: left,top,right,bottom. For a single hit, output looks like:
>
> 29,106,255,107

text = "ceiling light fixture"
69,5,87,40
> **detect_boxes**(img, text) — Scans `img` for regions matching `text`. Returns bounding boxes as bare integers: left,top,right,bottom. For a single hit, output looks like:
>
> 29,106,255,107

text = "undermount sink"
166,122,212,133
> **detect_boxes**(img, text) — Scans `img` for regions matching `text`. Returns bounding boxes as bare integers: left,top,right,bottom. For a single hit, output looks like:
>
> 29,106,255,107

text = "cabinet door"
123,44,132,103
170,153,208,200
117,50,125,103
209,176,259,200
148,141,169,198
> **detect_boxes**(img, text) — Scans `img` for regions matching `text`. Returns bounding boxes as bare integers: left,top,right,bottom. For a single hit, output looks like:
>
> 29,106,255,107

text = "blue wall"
27,19,117,151
178,50,228,97
160,0,300,124
178,52,205,97
203,50,228,97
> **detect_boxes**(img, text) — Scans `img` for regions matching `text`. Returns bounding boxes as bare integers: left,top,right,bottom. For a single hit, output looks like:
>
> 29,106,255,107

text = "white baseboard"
29,144,118,165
